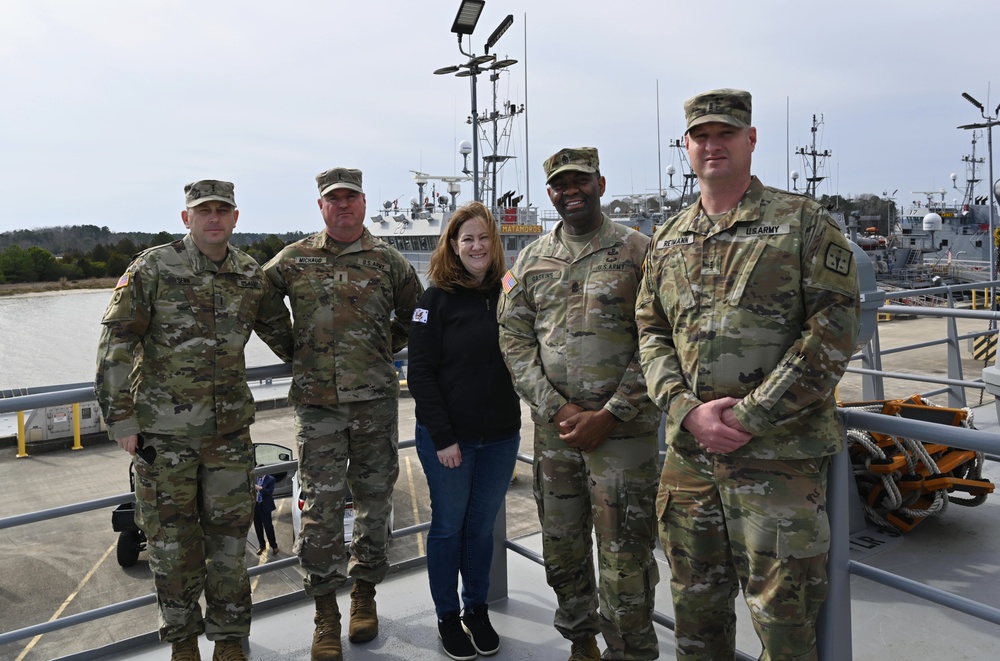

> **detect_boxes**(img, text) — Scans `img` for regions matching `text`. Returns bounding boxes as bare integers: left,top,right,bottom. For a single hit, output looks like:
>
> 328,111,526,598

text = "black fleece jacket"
407,283,521,451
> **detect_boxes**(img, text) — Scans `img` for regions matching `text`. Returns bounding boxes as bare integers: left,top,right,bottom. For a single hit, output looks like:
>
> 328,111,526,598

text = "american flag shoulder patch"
115,272,131,289
501,270,518,294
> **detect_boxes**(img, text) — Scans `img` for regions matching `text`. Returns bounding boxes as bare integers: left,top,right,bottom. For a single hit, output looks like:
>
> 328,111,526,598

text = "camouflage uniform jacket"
95,234,294,439
636,177,861,459
498,215,659,433
263,228,423,405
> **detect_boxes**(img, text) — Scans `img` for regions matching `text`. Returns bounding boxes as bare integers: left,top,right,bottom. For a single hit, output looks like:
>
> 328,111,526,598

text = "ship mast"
957,131,984,207
666,138,698,208
795,114,831,199
477,63,524,211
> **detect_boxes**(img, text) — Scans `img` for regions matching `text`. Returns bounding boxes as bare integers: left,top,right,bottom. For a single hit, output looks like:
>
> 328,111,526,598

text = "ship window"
941,239,949,247
403,237,413,251
419,237,429,250
428,237,438,251
507,237,517,250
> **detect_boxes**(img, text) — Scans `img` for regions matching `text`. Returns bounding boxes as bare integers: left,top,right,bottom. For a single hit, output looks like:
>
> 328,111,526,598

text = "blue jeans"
415,422,520,618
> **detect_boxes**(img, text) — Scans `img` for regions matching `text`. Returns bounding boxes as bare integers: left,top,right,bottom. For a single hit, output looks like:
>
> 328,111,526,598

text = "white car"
291,472,392,544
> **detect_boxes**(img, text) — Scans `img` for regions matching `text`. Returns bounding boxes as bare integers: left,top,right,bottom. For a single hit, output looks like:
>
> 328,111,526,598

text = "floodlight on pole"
485,14,513,53
435,0,495,202
450,0,485,35
963,92,985,112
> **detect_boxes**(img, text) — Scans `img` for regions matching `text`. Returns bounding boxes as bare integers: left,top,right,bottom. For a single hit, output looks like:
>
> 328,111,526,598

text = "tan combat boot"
312,592,342,661
211,638,247,661
348,579,379,643
568,636,601,661
170,636,201,661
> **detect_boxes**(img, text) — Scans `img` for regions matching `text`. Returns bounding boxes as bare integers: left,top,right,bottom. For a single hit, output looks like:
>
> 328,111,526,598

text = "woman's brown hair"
427,201,506,292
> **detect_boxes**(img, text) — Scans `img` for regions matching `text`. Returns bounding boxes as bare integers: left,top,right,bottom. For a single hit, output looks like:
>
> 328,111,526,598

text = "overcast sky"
1,1,998,235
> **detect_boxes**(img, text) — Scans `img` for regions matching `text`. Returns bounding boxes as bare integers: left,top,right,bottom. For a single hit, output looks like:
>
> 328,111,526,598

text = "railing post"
487,491,509,603
983,366,1000,423
861,328,885,401
817,444,853,661
945,314,967,408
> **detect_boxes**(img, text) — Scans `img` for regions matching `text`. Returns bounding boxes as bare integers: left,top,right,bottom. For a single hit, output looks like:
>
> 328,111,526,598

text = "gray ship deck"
98,404,1000,661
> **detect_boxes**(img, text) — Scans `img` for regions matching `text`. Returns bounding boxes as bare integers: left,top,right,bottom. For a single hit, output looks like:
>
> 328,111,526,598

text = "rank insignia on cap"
501,270,518,294
115,272,131,289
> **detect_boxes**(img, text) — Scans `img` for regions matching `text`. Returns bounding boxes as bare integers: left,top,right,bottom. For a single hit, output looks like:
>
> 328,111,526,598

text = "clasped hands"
554,403,617,452
681,397,752,453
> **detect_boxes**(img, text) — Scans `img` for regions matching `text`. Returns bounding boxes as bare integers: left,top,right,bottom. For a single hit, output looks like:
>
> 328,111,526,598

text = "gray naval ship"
856,132,1000,285
366,168,543,286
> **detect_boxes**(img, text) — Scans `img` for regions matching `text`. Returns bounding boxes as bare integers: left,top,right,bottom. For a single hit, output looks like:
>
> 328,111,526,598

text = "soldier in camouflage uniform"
498,148,661,661
262,167,422,661
95,180,294,661
635,90,861,661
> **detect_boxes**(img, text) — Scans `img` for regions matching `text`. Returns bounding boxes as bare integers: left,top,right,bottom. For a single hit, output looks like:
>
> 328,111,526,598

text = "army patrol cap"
543,147,599,184
317,167,364,196
184,180,236,208
684,88,752,132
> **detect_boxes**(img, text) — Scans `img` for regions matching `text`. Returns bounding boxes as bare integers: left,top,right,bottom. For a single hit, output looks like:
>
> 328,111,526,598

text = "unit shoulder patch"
824,243,853,275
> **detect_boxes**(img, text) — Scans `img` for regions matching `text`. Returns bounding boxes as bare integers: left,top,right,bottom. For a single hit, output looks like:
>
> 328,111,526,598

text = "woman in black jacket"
408,202,521,660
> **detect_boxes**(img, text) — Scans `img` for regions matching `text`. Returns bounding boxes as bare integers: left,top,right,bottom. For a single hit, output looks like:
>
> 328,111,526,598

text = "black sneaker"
438,613,477,660
461,605,499,656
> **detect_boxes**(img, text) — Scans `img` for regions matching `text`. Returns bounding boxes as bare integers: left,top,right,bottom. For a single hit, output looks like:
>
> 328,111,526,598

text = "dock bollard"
16,410,28,458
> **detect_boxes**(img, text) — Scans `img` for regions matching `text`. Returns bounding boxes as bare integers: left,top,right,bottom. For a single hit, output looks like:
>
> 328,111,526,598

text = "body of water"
0,289,279,390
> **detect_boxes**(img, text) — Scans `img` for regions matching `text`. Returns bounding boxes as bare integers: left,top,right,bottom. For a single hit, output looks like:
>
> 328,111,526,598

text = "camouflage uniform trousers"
533,426,660,660
293,398,399,597
659,444,831,661
132,428,255,642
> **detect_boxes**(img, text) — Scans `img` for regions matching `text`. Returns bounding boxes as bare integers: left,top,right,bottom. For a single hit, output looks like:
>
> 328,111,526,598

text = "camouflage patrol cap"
317,167,364,196
543,147,599,184
184,180,236,208
684,88,752,132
